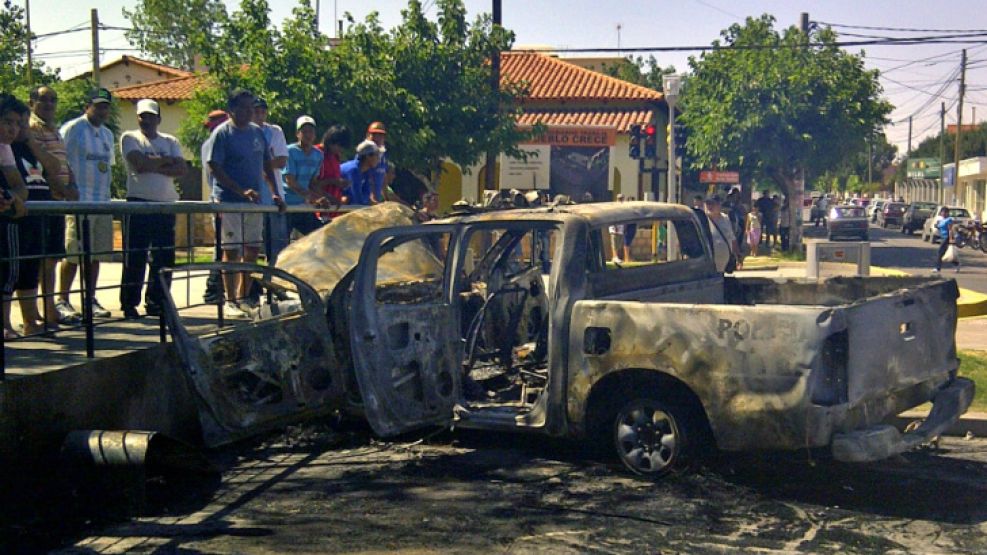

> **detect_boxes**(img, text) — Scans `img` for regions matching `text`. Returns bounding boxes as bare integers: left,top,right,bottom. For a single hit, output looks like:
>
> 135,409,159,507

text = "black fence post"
80,215,95,358
214,211,224,328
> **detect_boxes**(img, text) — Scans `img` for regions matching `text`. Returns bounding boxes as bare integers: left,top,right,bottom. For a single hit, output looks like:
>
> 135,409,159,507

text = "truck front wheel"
611,397,698,476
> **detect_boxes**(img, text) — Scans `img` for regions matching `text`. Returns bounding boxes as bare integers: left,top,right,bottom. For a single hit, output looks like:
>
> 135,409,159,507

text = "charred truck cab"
164,202,973,477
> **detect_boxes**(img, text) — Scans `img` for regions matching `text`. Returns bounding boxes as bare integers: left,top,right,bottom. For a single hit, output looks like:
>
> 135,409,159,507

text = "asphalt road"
55,428,987,554
803,220,987,295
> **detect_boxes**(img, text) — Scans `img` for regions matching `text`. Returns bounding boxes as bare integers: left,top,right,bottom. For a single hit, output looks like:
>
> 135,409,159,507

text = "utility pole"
616,23,622,54
483,0,502,195
91,8,100,87
939,101,946,204
25,0,33,86
907,115,912,155
867,132,873,185
315,0,320,32
788,11,810,252
953,49,967,206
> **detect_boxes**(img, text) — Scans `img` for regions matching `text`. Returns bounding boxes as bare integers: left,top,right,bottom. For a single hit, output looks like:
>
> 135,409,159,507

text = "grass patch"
960,349,987,412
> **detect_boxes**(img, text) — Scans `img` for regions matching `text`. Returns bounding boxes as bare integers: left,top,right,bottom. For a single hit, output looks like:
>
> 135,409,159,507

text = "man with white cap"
118,98,186,319
339,140,381,206
283,115,327,236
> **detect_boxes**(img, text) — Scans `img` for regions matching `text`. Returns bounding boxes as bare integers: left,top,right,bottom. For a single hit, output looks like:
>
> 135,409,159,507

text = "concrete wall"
0,345,201,458
99,62,180,92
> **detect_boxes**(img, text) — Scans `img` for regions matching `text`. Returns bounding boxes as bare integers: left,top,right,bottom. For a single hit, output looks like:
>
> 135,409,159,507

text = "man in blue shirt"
207,88,283,315
340,140,380,206
934,206,960,273
283,115,326,236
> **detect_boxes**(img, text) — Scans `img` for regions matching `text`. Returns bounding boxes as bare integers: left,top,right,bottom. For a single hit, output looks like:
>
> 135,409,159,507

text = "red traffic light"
645,124,656,136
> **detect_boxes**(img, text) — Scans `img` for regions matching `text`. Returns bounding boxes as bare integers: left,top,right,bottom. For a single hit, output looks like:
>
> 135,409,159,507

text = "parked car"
869,200,886,223
828,205,870,241
877,202,906,228
921,206,972,243
901,202,938,235
162,202,971,477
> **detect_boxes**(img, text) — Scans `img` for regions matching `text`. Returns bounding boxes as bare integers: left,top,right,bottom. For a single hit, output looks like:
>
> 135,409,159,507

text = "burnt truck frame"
162,202,973,476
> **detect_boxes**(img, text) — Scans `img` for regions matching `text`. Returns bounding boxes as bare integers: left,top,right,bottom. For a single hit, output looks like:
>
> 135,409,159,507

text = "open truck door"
160,263,346,447
349,226,462,436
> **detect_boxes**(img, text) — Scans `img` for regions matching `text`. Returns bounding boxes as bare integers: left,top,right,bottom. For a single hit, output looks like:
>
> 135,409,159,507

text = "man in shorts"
58,88,115,321
207,89,283,316
28,85,77,329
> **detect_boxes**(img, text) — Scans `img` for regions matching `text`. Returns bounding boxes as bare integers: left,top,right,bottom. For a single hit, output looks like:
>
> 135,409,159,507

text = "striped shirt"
29,112,73,187
60,115,114,202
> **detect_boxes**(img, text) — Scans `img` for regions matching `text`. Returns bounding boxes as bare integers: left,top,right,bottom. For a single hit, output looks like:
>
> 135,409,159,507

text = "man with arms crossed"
119,99,186,319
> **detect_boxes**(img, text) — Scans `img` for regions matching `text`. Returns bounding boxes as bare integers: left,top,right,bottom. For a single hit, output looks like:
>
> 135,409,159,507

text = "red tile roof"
501,51,664,102
112,75,200,102
516,108,654,133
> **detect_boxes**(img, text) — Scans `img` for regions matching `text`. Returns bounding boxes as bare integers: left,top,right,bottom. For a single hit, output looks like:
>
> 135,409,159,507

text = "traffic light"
629,123,642,159
673,123,687,157
644,124,657,158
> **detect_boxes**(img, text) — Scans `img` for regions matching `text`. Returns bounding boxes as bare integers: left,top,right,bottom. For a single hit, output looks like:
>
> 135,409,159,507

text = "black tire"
610,396,700,477
862,232,869,241
828,234,835,241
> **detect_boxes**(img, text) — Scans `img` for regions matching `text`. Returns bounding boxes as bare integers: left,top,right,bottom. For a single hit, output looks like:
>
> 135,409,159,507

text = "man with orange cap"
366,121,389,203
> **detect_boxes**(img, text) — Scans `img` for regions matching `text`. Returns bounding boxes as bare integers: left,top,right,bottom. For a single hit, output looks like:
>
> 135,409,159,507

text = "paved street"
803,220,987,295
59,429,987,554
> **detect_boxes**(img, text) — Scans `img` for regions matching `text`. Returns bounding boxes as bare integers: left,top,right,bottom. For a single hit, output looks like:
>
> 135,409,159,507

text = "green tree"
679,15,892,250
122,0,229,71
0,0,57,93
897,122,987,182
601,55,675,92
180,0,532,187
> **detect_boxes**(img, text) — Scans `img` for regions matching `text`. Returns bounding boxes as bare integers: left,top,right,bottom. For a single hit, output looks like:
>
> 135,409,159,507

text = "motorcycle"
953,220,986,252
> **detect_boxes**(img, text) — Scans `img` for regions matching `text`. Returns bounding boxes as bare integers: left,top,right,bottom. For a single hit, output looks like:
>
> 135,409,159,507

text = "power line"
690,0,742,20
538,34,987,54
816,21,987,33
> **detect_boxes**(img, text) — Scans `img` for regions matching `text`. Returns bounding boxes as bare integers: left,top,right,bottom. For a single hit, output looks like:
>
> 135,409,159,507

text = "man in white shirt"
57,88,115,321
705,195,740,273
252,98,289,265
118,99,186,319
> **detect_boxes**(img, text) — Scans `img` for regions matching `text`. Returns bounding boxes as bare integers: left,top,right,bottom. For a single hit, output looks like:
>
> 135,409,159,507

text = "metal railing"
1,200,362,379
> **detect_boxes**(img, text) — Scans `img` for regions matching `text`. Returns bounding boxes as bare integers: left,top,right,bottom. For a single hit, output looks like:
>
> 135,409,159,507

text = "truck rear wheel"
611,397,698,476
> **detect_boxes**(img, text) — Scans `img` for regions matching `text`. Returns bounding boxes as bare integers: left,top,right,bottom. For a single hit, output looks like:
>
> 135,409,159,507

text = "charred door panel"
160,263,344,447
350,226,462,437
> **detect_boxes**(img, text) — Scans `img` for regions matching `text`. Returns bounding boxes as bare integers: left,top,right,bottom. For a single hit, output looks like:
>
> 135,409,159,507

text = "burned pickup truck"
162,202,973,476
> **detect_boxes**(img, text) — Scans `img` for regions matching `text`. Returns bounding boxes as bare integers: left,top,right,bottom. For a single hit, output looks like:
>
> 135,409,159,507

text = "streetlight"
662,74,682,260
662,74,681,205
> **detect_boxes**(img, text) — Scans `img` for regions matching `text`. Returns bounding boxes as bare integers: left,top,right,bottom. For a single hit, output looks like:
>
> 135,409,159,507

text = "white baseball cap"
136,99,160,116
296,115,316,131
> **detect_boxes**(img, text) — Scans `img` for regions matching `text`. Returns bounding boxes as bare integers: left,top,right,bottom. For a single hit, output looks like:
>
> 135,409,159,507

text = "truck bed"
569,275,962,452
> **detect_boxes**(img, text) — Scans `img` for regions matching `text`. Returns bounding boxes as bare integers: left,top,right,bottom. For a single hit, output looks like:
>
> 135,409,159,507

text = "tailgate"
843,280,959,404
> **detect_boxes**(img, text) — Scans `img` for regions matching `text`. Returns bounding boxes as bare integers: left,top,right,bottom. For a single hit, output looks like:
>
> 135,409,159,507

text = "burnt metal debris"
161,201,973,475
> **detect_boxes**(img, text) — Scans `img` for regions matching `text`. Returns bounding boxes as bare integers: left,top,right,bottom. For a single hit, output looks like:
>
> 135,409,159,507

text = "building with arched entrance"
435,51,668,213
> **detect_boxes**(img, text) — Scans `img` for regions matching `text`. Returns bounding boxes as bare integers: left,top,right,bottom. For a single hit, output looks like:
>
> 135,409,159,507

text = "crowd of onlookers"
690,188,791,272
0,80,820,339
0,84,414,336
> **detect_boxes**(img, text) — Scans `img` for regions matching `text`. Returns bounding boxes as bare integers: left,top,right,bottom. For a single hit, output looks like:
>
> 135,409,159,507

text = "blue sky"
26,0,987,157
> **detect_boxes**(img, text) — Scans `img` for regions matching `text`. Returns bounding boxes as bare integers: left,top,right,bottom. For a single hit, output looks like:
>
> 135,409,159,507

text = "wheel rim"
614,402,679,474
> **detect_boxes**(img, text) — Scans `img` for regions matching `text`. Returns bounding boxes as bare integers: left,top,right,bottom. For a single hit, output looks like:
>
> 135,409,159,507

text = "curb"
765,261,987,319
